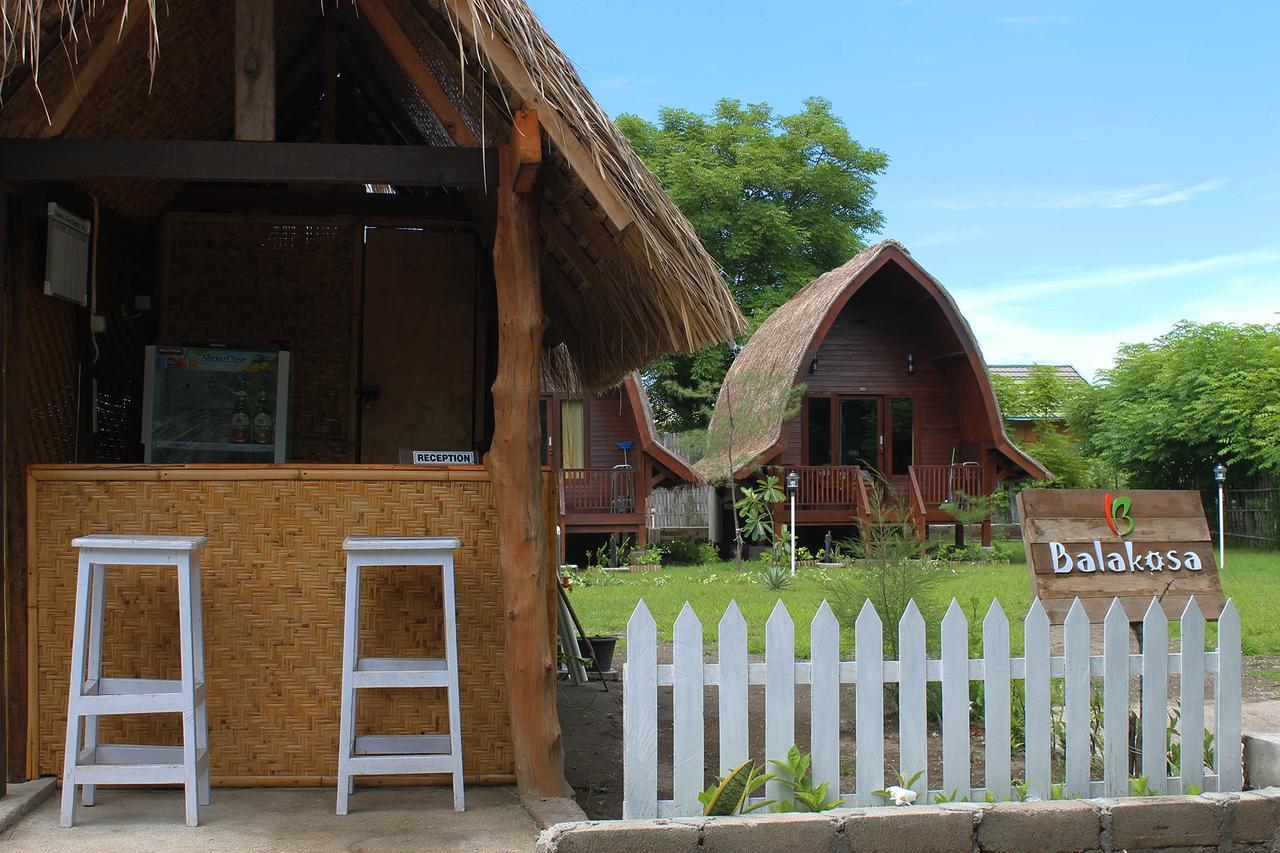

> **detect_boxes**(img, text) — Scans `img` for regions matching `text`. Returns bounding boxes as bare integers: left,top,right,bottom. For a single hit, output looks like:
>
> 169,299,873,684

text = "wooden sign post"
1018,489,1226,623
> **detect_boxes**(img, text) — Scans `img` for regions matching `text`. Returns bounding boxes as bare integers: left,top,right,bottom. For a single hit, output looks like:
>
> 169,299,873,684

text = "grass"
568,545,1280,657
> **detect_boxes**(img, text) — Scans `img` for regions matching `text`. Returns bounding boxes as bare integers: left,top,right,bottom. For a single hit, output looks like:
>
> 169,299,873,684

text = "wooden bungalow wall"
587,387,641,469
779,290,965,468
2,193,152,780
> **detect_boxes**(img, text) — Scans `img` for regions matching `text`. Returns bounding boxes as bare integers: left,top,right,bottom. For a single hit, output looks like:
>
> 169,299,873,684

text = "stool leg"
60,552,94,828
81,561,106,807
176,554,200,827
189,555,211,806
441,555,464,812
336,557,361,815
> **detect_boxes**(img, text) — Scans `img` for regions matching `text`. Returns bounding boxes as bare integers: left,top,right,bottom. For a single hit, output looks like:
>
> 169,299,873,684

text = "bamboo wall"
28,464,555,785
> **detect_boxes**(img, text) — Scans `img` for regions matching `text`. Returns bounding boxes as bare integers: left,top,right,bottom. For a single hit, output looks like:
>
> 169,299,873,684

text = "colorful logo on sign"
1104,493,1134,537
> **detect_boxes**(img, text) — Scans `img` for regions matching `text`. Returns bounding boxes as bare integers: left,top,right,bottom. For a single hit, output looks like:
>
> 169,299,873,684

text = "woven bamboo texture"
30,469,546,783
163,218,358,463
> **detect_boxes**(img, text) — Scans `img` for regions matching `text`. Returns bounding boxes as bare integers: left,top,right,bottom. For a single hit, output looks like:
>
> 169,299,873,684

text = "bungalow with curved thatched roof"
0,0,743,799
696,239,1047,549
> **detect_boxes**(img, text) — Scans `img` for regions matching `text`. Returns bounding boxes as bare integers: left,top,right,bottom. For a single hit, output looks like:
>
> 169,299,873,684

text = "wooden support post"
235,0,276,141
486,113,569,797
322,12,338,143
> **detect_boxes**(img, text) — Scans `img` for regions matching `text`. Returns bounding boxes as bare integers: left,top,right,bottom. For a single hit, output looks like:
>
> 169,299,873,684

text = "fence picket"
1141,597,1168,792
718,600,749,776
672,604,704,815
1063,597,1091,798
623,601,657,819
1102,599,1130,796
898,600,928,800
983,601,1011,800
940,599,970,798
1179,597,1205,793
621,594,1242,817
1215,599,1242,791
855,601,884,805
810,602,841,801
765,601,795,804
1023,599,1051,800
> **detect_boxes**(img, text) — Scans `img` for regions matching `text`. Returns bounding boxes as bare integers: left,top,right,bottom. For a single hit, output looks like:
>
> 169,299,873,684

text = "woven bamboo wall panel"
164,219,356,462
32,474,517,781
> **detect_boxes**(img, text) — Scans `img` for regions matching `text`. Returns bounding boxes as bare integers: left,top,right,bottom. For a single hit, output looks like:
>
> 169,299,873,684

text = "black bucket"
576,635,618,672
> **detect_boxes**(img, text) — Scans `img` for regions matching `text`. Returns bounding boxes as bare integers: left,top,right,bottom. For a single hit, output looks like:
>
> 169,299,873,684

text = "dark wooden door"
359,228,476,463
838,396,883,473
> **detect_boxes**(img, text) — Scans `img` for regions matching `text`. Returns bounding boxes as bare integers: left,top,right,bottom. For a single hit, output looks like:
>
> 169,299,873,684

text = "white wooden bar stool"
337,536,464,814
60,535,210,828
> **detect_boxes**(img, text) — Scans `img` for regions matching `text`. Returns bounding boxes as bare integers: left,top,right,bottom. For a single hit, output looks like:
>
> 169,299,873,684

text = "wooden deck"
782,463,990,543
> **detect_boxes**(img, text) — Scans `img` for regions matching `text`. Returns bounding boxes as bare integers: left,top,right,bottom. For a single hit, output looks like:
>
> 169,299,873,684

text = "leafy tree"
619,97,888,430
1072,321,1280,489
990,365,1111,489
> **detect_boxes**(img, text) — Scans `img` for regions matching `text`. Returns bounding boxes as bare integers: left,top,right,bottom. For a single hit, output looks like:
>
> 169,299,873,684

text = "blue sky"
529,1,1280,379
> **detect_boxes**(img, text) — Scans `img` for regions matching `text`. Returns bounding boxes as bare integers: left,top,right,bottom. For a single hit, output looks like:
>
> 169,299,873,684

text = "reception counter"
26,464,556,785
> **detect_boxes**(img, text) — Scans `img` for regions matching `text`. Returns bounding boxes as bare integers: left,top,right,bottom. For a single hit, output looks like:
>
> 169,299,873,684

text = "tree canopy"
990,365,1110,489
618,97,887,431
1071,322,1280,489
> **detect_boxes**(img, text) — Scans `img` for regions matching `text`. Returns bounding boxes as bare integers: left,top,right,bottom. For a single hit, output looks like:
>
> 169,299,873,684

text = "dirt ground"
559,653,1280,820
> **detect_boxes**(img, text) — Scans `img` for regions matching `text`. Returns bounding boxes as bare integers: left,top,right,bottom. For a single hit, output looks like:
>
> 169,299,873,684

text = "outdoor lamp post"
786,470,800,576
1214,462,1227,568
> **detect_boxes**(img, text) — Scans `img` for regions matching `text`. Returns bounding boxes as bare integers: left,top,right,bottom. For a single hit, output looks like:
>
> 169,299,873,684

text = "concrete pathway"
1,785,539,852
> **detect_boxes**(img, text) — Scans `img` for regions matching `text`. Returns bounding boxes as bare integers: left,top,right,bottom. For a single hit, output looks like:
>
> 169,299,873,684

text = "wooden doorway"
359,228,477,463
806,394,916,482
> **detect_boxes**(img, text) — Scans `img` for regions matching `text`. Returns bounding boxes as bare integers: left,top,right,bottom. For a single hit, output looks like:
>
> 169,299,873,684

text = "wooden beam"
0,139,497,186
485,128,571,798
360,0,478,146
434,0,633,234
235,0,276,141
170,187,471,221
512,109,542,192
39,4,140,138
540,207,599,287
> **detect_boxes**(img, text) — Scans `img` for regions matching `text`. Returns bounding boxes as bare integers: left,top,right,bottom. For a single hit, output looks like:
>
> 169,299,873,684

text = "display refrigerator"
142,345,291,463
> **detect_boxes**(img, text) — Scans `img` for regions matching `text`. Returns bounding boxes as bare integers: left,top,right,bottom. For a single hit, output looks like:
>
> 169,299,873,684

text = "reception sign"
1018,489,1226,623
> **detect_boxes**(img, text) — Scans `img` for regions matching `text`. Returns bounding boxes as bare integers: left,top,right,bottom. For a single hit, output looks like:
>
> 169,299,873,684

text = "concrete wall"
538,789,1280,853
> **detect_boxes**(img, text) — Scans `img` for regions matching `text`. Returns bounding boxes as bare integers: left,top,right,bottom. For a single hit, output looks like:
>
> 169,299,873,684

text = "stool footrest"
75,678,204,716
71,745,208,786
346,753,456,776
354,734,452,756
353,658,450,688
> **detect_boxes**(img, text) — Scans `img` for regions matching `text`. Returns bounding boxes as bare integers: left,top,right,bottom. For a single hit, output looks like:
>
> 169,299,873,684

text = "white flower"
886,785,917,806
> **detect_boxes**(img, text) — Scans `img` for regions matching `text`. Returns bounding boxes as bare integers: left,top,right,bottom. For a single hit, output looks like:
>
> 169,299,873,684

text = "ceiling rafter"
358,0,478,146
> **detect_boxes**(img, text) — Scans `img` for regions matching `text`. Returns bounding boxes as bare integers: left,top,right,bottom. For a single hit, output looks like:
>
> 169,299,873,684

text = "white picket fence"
622,596,1242,819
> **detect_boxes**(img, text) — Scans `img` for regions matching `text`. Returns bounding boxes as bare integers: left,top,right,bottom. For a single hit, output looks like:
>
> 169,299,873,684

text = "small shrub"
759,563,793,591
664,539,718,565
769,746,843,812
631,543,665,566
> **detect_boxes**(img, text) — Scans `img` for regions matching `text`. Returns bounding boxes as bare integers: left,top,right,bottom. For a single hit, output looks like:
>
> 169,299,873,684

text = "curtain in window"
560,400,585,468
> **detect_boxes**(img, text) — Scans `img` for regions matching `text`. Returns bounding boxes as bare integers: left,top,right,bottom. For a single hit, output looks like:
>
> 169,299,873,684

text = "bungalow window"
806,397,832,465
560,399,585,468
539,399,549,466
890,397,915,476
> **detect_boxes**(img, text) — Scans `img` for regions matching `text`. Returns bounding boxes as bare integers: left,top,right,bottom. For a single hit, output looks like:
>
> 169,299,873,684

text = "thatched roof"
0,0,745,391
695,239,1049,481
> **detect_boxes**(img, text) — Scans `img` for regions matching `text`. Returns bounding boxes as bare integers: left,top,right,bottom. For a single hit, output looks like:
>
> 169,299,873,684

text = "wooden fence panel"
621,595,1242,818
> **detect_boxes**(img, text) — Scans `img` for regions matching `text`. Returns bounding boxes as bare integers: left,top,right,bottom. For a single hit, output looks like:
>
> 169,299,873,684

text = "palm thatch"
0,0,746,392
694,239,1049,482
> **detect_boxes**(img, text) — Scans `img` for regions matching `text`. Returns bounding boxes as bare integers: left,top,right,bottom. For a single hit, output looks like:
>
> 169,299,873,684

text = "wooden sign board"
1018,489,1225,624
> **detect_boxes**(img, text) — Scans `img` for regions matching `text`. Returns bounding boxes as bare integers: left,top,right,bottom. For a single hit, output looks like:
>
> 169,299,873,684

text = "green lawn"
568,546,1280,657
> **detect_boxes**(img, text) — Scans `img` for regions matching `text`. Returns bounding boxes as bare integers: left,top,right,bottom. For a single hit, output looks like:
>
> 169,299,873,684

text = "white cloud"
922,178,1226,211
909,226,986,249
961,266,1280,378
996,14,1070,26
955,247,1280,310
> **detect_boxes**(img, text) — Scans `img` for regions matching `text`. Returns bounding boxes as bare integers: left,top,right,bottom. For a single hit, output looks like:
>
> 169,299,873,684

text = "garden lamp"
786,471,800,576
1214,463,1227,568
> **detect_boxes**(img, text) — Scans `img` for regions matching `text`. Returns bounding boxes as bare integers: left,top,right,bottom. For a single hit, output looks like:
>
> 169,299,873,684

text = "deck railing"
623,596,1242,818
785,465,865,510
558,468,636,515
648,486,712,529
909,463,983,507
